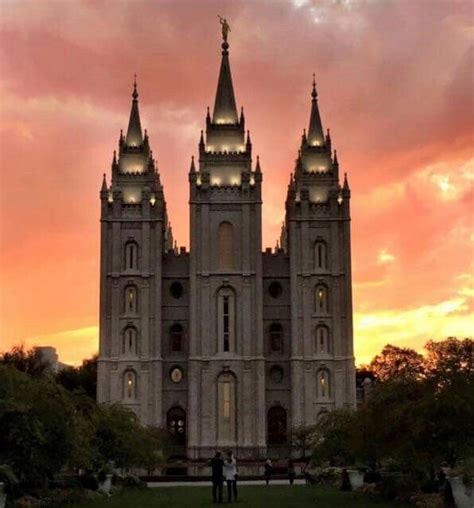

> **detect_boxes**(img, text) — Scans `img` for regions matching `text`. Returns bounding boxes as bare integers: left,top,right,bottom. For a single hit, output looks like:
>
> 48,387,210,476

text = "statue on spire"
218,15,231,42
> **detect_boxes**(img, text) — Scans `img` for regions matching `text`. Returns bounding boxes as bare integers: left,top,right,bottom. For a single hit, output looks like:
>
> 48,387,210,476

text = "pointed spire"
240,106,245,127
212,40,238,124
199,130,205,148
343,172,349,190
255,155,261,173
334,149,339,165
307,73,324,147
112,150,117,165
101,173,108,192
246,130,252,147
125,75,143,147
190,156,196,173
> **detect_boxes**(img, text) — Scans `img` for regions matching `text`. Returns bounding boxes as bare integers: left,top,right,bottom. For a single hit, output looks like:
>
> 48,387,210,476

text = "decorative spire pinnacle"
101,173,108,192
112,150,117,165
190,155,196,173
343,172,349,190
334,149,338,165
246,130,252,146
125,75,143,147
212,31,238,124
307,73,324,146
255,155,261,173
199,130,204,147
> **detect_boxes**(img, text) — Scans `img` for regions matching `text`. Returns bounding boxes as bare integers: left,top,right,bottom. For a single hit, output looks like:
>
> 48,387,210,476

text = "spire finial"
334,149,338,164
132,74,138,101
255,155,261,173
190,155,196,173
311,73,317,100
112,150,117,164
101,173,108,192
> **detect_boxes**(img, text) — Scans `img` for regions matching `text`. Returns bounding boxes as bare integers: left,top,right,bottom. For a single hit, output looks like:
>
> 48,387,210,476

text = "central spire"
307,74,324,147
125,75,143,147
212,40,238,124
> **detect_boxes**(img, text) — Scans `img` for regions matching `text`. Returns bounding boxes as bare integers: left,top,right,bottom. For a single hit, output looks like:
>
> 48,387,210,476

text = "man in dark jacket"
209,451,224,503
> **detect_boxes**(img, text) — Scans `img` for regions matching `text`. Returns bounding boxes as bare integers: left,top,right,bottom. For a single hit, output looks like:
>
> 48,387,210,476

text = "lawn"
71,485,411,508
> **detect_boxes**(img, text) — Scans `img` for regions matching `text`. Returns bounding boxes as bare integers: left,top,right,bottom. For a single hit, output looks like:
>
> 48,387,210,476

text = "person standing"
223,450,238,503
209,451,224,503
264,458,273,486
288,459,296,485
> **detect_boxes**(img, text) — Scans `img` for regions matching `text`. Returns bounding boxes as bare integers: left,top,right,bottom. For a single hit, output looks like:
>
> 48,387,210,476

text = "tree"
291,424,318,458
424,338,473,385
0,345,49,378
367,344,425,382
56,355,98,399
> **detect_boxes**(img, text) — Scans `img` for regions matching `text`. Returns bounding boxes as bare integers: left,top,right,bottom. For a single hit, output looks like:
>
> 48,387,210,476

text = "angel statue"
218,15,231,42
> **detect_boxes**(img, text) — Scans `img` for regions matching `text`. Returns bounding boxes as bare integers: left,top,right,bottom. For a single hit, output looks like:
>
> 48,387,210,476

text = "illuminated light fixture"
231,178,240,186
239,146,245,152
150,195,156,206
222,146,229,152
128,197,135,204
312,140,321,147
196,175,202,186
250,176,255,186
318,166,326,172
108,191,113,203
211,177,221,186
207,146,214,152
318,289,323,299
337,194,343,205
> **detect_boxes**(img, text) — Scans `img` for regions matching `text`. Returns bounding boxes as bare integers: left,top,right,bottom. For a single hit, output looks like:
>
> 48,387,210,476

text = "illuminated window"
125,241,138,270
123,369,137,400
315,285,329,314
217,372,236,443
217,288,235,353
318,369,330,400
123,326,137,355
315,325,330,354
269,323,283,352
218,222,234,270
125,285,138,314
170,323,183,352
314,241,327,270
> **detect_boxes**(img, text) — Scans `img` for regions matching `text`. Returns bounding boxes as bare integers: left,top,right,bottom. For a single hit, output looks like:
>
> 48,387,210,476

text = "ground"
71,485,411,507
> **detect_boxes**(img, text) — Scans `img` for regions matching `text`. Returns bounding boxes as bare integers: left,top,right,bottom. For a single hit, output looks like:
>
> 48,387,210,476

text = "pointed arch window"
218,222,234,270
317,369,330,400
217,372,236,444
170,323,183,352
124,285,138,314
314,240,327,270
315,325,330,354
125,241,139,270
123,369,137,400
123,326,138,355
217,287,235,353
315,284,329,314
267,406,288,445
269,323,283,352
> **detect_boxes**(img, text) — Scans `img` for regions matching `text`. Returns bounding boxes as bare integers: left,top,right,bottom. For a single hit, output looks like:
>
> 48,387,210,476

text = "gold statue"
218,15,231,42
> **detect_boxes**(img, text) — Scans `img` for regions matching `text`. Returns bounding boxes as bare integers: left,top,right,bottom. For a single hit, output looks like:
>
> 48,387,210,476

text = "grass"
71,485,411,508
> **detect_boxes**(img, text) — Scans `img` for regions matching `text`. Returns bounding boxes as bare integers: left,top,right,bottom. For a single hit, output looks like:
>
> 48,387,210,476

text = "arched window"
124,241,139,270
315,285,329,314
167,407,186,446
217,372,236,444
314,241,327,270
170,323,183,352
269,323,283,352
217,287,235,353
317,369,330,400
123,326,138,355
124,285,138,314
267,406,287,445
218,222,234,270
315,325,330,354
123,369,137,400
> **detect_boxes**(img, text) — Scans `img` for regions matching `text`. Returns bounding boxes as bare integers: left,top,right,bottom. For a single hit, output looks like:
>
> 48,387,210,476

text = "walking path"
148,479,306,487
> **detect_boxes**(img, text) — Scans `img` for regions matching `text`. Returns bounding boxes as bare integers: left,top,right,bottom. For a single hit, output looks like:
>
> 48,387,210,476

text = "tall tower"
188,36,266,457
283,76,356,427
97,80,171,426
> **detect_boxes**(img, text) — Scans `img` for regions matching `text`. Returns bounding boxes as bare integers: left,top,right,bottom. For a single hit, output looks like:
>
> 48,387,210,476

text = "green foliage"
56,356,98,399
0,345,49,378
291,424,318,457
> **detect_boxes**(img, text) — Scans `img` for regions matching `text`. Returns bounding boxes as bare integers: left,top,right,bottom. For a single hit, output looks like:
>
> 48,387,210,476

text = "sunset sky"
0,0,472,366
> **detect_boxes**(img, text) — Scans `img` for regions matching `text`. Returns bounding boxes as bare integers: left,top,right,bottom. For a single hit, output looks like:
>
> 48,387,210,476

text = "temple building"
97,34,356,460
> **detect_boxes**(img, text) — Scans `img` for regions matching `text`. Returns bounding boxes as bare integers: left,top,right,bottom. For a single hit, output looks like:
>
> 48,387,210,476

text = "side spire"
212,39,238,124
125,74,143,147
307,73,324,147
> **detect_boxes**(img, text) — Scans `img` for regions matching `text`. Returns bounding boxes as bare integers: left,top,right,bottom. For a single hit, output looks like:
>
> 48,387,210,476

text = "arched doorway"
217,372,237,445
267,406,287,445
167,407,187,446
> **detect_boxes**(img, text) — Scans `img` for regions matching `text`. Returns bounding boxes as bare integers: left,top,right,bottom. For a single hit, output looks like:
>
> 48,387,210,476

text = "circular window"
170,367,183,383
268,281,283,298
270,366,284,383
170,281,184,299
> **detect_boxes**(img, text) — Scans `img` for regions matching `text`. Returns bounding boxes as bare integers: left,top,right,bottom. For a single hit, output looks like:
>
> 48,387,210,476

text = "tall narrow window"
125,241,138,270
167,407,186,446
267,406,288,445
218,222,234,270
317,369,330,400
315,285,329,314
125,285,138,314
217,288,235,353
314,241,327,270
217,372,236,444
170,323,183,352
123,326,137,355
123,369,137,400
315,325,330,354
269,323,283,352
